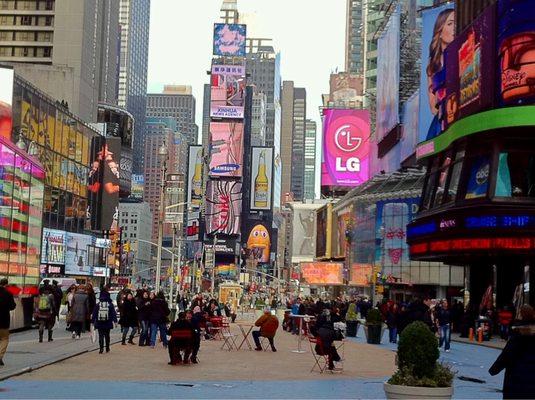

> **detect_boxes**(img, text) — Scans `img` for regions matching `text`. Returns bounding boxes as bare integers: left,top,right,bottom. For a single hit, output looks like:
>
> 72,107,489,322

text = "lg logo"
335,124,362,152
334,124,362,172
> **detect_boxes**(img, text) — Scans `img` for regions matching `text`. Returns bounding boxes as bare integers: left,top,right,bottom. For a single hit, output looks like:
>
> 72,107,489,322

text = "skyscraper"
345,0,365,75
280,81,307,202
118,0,151,174
146,86,199,147
251,91,267,146
304,119,316,200
0,0,120,121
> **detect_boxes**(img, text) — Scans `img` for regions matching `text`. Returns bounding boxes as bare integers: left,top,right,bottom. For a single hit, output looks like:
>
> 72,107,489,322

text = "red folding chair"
308,335,329,373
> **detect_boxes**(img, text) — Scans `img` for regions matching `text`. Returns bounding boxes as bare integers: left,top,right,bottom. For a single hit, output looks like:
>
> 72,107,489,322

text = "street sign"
164,212,182,224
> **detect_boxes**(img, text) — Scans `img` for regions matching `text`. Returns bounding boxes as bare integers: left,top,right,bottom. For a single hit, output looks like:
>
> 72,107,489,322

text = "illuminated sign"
41,229,66,265
210,65,245,119
0,66,14,140
213,23,246,57
209,122,244,177
410,237,535,255
301,262,343,285
321,109,370,188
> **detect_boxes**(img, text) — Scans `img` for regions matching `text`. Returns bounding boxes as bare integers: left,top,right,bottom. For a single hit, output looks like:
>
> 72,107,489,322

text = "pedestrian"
92,287,117,354
252,307,279,352
69,285,89,339
436,300,452,352
51,280,63,321
149,292,170,348
137,291,151,346
190,306,203,363
489,305,535,399
0,278,16,366
34,284,56,343
119,292,138,345
386,303,399,344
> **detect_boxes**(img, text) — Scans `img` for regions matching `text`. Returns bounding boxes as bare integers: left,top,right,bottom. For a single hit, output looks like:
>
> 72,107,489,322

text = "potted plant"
365,308,383,344
345,303,359,337
384,321,455,399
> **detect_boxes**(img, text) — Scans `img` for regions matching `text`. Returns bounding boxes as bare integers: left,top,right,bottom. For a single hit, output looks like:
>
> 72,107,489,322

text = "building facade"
251,90,267,146
0,0,120,121
345,0,365,75
146,86,198,146
118,0,151,175
304,119,316,201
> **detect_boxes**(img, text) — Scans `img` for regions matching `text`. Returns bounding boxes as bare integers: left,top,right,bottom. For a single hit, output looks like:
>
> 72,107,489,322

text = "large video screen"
419,4,455,143
187,145,203,209
210,64,246,119
376,5,400,141
301,262,343,285
205,180,242,236
321,109,370,188
65,232,93,276
41,229,66,265
0,66,14,141
209,122,244,177
245,221,271,264
250,147,273,211
213,23,246,57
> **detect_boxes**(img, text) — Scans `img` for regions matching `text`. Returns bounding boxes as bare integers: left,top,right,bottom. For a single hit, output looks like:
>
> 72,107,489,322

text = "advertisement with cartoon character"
245,222,271,264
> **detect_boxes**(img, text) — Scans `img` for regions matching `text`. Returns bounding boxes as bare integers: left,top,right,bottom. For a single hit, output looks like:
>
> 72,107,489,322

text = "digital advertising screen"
205,180,242,236
443,4,496,131
250,147,273,211
400,90,420,162
213,23,246,57
301,262,343,286
41,228,66,265
321,109,370,188
349,264,372,287
291,207,318,260
376,5,400,141
498,0,535,105
419,4,455,143
0,66,14,141
130,174,144,200
245,221,271,264
187,145,203,209
101,138,120,231
65,232,93,276
209,122,244,177
210,64,246,119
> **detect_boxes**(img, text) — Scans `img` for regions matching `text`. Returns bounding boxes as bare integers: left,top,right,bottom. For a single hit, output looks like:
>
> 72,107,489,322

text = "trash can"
346,320,359,337
475,317,491,341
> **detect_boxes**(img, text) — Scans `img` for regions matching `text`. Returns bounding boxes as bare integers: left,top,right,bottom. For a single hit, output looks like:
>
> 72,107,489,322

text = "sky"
147,0,346,197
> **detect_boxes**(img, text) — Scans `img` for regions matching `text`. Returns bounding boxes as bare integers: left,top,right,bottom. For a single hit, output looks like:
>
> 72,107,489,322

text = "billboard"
0,66,14,140
187,145,203,209
250,147,273,211
213,23,246,57
498,0,535,105
334,207,352,258
130,174,144,200
376,5,400,140
291,206,319,260
41,229,66,265
210,65,246,119
245,221,271,264
443,5,496,131
209,122,244,177
186,211,200,241
316,204,332,259
375,198,420,266
321,109,370,187
350,264,372,286
400,90,420,162
205,180,242,236
65,232,93,276
419,4,455,143
301,262,343,285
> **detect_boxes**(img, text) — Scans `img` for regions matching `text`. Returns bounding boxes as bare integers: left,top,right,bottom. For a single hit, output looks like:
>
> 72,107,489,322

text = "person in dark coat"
386,303,399,344
119,293,138,345
489,305,535,399
86,283,97,332
34,285,56,343
137,291,151,346
69,286,89,339
0,278,16,366
167,312,195,365
92,289,117,353
313,309,342,371
51,280,63,320
149,292,170,348
189,307,203,363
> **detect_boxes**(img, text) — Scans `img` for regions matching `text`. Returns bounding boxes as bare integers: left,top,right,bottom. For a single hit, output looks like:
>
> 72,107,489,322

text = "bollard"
477,327,483,343
469,327,474,341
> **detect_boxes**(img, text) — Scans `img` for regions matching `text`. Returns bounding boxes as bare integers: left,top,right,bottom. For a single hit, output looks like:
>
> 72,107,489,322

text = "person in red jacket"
253,307,279,352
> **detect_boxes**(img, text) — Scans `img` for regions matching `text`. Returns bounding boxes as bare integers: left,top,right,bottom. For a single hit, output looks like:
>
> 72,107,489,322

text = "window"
444,149,465,204
43,47,51,57
421,157,440,211
45,16,52,26
20,15,31,25
495,151,535,198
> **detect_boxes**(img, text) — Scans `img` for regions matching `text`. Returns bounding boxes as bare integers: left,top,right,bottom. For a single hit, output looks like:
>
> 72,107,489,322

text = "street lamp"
155,144,168,293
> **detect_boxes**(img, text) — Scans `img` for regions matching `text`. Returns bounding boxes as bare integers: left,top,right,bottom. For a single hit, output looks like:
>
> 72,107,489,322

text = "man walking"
437,300,452,352
34,284,56,342
0,278,16,366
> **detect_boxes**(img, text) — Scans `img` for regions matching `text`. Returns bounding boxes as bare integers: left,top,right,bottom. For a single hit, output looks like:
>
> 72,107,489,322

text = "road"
0,320,506,399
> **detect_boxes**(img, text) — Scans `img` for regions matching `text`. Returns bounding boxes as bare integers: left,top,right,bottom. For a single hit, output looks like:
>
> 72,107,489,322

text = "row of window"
0,46,51,57
0,0,53,10
0,31,52,41
0,15,53,26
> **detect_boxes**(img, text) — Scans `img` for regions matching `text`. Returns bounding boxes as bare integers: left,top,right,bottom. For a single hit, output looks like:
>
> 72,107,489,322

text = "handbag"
90,323,96,343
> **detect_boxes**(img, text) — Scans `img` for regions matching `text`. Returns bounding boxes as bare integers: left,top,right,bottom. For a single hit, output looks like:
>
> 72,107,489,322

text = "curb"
0,338,122,382
451,337,504,350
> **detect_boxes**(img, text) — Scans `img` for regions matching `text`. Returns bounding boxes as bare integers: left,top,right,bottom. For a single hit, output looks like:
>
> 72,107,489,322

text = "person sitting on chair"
167,312,195,365
314,309,342,370
253,307,279,352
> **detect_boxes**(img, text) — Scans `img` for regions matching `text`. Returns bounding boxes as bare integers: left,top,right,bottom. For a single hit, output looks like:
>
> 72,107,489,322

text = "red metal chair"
307,335,329,373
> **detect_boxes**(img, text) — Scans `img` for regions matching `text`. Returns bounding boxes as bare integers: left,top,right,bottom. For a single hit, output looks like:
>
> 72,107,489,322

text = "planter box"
384,383,453,399
366,324,383,344
346,320,359,337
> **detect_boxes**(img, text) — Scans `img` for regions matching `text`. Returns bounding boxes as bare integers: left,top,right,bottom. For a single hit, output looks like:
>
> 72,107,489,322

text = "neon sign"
410,237,535,255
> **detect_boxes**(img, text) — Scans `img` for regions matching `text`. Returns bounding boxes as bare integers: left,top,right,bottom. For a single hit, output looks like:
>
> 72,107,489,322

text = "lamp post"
155,144,168,293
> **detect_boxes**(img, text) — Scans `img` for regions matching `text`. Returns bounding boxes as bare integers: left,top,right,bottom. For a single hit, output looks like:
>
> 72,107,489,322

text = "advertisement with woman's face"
419,5,455,143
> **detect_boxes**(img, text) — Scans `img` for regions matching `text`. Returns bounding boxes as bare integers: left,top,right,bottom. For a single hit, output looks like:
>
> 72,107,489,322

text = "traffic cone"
469,327,474,341
477,328,483,343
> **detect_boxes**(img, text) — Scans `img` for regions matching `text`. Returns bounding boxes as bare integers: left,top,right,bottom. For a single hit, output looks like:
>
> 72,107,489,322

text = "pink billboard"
205,180,242,236
321,109,370,187
209,122,244,177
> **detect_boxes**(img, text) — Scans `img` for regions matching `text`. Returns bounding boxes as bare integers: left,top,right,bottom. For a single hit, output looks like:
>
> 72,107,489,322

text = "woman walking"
137,291,151,346
70,285,89,339
92,287,117,353
119,292,138,345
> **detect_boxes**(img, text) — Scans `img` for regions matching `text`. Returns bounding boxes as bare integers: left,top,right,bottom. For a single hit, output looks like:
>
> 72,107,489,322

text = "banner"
213,23,246,57
250,147,273,211
321,109,370,188
187,145,203,209
210,65,245,119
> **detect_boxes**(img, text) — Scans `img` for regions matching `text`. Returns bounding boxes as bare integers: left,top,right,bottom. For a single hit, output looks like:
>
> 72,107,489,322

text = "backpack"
98,301,110,321
38,295,51,311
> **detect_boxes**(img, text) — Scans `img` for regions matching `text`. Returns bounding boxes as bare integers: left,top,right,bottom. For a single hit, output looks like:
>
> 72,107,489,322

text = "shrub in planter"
365,308,383,344
385,321,455,399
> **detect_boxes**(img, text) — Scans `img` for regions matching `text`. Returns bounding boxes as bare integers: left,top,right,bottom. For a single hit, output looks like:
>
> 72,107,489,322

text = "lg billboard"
321,109,370,188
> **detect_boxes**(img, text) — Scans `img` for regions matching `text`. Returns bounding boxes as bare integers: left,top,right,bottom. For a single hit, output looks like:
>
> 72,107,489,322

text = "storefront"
409,1,535,309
